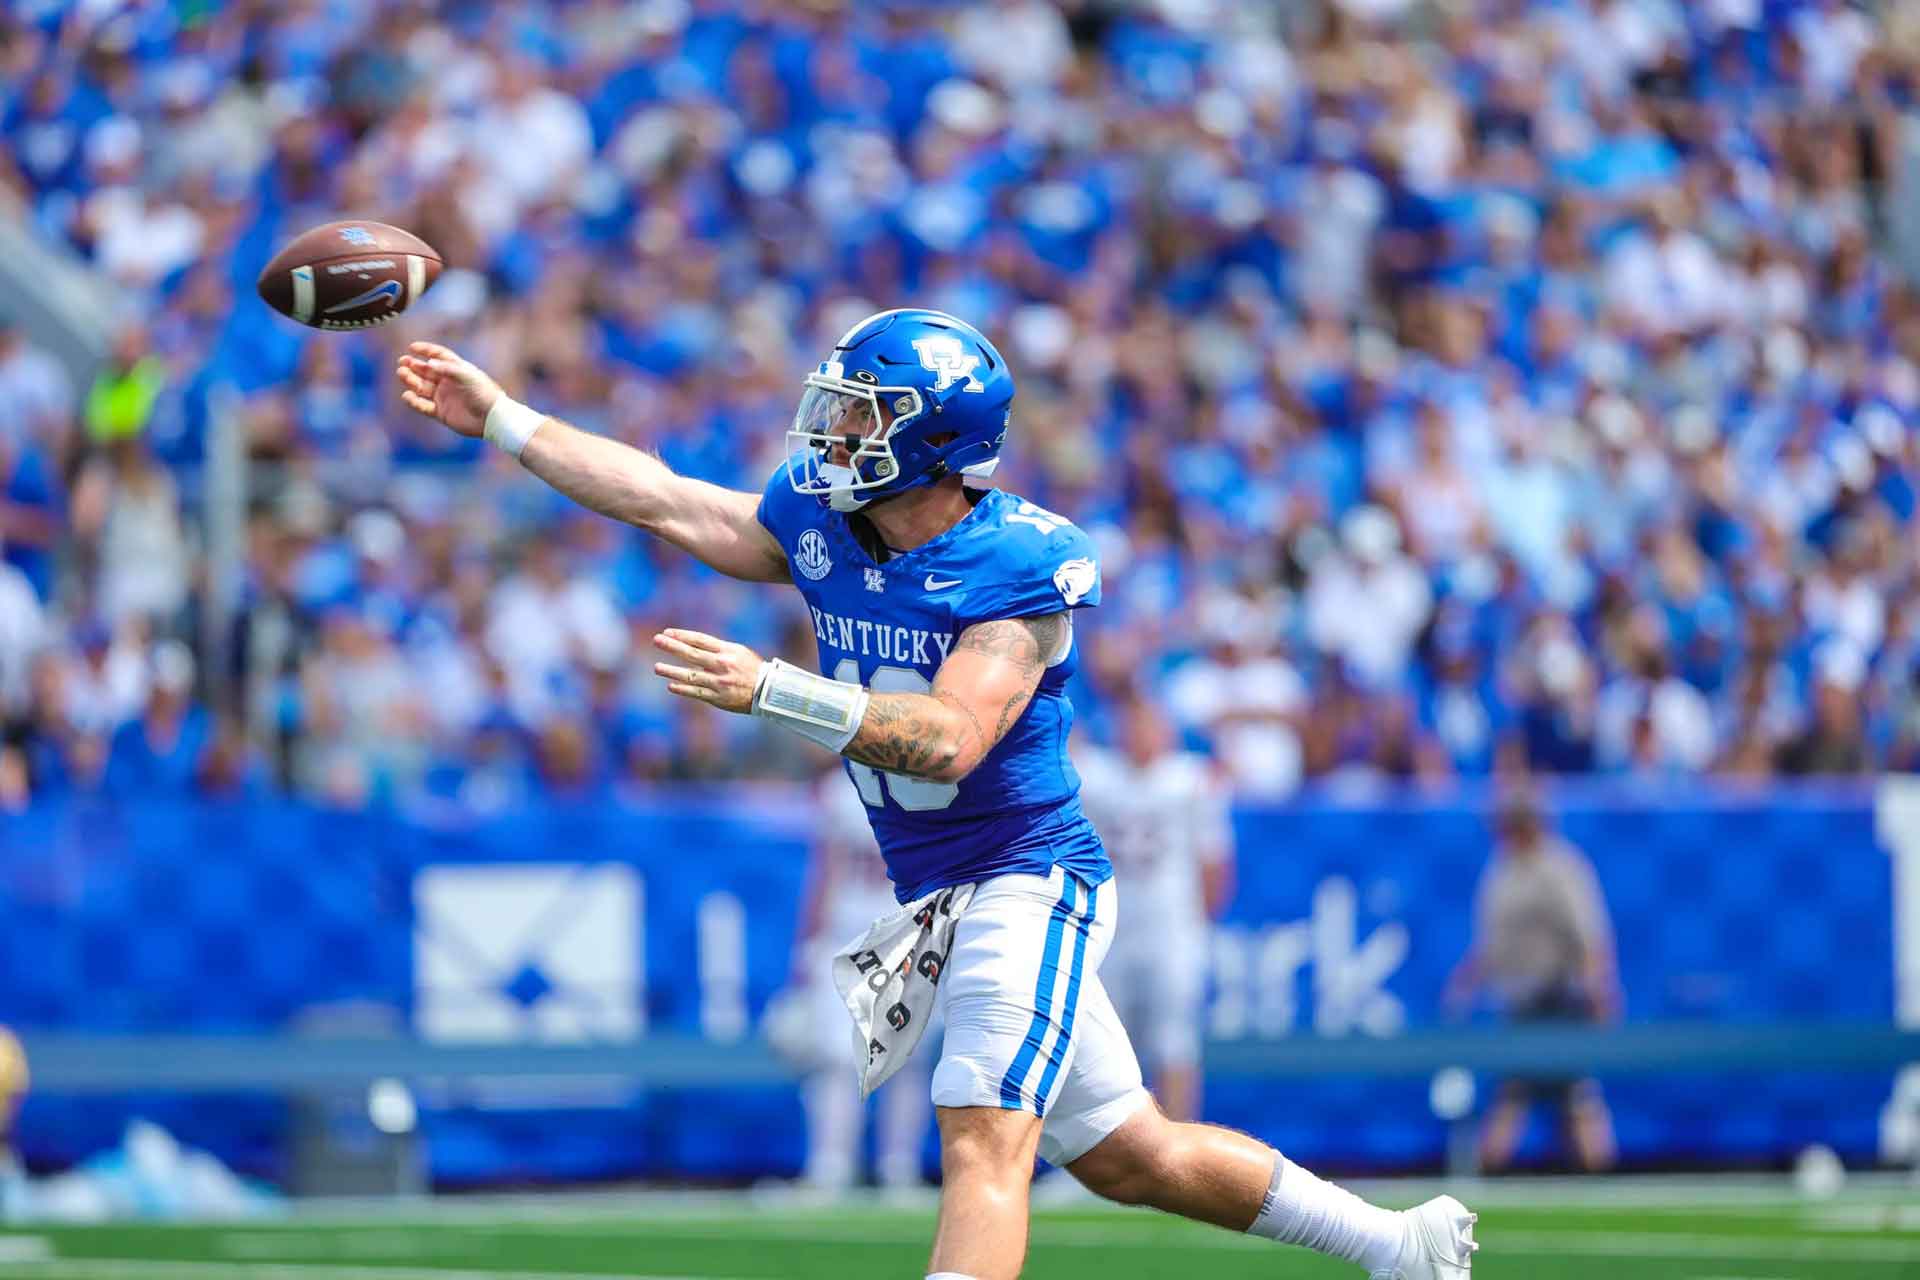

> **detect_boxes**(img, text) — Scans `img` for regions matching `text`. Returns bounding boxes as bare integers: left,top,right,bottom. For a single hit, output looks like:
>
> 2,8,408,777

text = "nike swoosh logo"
924,574,962,591
323,279,402,314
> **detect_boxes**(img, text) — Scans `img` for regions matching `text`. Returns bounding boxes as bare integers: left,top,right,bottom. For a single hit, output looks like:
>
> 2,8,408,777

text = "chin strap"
750,658,870,753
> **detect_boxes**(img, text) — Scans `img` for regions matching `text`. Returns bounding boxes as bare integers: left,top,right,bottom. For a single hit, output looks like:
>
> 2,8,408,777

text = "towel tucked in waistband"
832,881,975,1097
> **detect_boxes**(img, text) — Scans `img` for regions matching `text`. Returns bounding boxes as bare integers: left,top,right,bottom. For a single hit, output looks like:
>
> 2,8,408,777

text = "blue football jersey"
757,460,1113,902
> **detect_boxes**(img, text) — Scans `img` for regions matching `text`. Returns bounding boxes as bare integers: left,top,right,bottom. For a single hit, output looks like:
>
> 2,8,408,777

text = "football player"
396,309,1475,1280
1076,696,1233,1123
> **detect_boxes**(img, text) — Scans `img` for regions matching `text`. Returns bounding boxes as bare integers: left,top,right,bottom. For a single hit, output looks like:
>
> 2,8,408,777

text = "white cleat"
1369,1195,1477,1279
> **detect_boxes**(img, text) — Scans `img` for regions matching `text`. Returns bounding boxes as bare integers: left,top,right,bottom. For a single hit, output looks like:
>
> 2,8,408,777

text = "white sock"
926,1274,977,1279
1247,1152,1405,1273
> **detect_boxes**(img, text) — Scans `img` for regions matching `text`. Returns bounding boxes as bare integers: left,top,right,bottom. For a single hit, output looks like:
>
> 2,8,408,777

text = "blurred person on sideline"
770,772,931,1192
1444,787,1620,1173
1076,698,1234,1123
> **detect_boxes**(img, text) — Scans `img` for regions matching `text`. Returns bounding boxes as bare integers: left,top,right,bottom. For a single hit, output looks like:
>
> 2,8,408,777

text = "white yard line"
1493,1231,1920,1263
1344,1173,1920,1213
218,1231,433,1259
356,1216,1920,1258
200,1220,1920,1262
7,1217,1919,1276
518,1221,1920,1263
38,1174,1886,1236
369,1219,1258,1247
0,1262,725,1280
1803,1204,1920,1232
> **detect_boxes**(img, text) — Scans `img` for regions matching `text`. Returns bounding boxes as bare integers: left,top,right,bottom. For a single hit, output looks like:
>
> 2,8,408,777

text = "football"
255,220,441,330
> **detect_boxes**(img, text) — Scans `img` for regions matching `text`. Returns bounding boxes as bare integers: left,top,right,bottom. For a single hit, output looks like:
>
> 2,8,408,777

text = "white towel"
832,881,975,1097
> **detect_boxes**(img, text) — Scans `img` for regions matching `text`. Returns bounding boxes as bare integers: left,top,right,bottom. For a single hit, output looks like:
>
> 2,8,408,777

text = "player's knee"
939,1109,1037,1188
943,1149,1031,1212
1069,1107,1184,1206
1081,1159,1159,1207
1079,1140,1187,1207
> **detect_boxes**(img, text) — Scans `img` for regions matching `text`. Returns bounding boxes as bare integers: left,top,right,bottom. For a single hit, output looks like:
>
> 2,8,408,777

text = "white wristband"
750,658,870,753
483,395,546,459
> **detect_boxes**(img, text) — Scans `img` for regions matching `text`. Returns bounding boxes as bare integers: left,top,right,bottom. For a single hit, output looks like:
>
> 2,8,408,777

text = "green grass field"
3,1180,1919,1279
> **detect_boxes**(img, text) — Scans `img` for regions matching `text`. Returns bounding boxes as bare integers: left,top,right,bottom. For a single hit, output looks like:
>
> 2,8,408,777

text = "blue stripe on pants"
1031,879,1096,1117
998,877,1078,1110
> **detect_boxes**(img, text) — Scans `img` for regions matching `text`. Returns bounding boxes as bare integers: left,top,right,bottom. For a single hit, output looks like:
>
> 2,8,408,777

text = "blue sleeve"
754,457,806,548
958,519,1101,627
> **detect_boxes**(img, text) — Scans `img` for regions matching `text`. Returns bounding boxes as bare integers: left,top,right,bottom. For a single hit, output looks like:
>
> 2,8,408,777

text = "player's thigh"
1037,974,1151,1168
934,867,1113,1117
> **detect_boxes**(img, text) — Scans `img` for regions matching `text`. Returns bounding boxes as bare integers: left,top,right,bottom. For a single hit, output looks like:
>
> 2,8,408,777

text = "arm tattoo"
953,614,1063,677
845,693,964,780
841,613,1067,782
936,688,988,756
992,684,1034,743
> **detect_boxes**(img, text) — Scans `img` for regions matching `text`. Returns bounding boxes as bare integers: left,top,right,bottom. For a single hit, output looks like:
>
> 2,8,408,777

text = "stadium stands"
0,1,1916,805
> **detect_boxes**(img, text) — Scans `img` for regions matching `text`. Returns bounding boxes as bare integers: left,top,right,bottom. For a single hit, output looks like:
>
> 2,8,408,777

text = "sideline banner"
0,784,1897,1180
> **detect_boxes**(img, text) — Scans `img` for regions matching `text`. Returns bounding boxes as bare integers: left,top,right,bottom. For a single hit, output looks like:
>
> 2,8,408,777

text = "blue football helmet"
788,308,1014,512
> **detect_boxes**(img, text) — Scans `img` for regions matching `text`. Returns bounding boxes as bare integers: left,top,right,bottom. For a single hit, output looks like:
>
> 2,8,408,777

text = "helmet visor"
787,375,923,505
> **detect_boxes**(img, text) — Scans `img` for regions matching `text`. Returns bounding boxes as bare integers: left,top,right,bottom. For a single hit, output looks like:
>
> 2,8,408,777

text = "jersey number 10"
835,659,961,811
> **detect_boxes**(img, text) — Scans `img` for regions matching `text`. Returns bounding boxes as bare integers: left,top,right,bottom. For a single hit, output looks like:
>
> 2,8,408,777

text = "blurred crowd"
2,0,1919,810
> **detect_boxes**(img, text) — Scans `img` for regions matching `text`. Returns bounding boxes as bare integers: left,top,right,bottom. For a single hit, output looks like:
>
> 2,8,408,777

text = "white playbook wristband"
483,394,547,459
750,658,870,753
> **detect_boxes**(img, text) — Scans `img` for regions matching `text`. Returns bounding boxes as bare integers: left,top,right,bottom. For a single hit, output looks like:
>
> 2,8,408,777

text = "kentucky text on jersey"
757,457,1114,903
808,606,956,665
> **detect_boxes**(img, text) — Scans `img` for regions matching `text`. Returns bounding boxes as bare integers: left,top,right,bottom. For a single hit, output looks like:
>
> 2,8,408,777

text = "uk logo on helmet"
912,335,984,393
795,529,832,580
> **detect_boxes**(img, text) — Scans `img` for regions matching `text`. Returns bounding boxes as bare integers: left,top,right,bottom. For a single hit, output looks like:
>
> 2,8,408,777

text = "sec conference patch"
796,529,832,580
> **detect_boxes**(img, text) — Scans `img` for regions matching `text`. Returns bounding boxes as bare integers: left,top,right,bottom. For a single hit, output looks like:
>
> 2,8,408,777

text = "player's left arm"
650,613,1064,784
842,613,1061,783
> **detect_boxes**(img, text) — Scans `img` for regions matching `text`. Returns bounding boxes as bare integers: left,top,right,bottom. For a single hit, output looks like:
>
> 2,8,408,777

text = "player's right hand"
395,341,501,438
